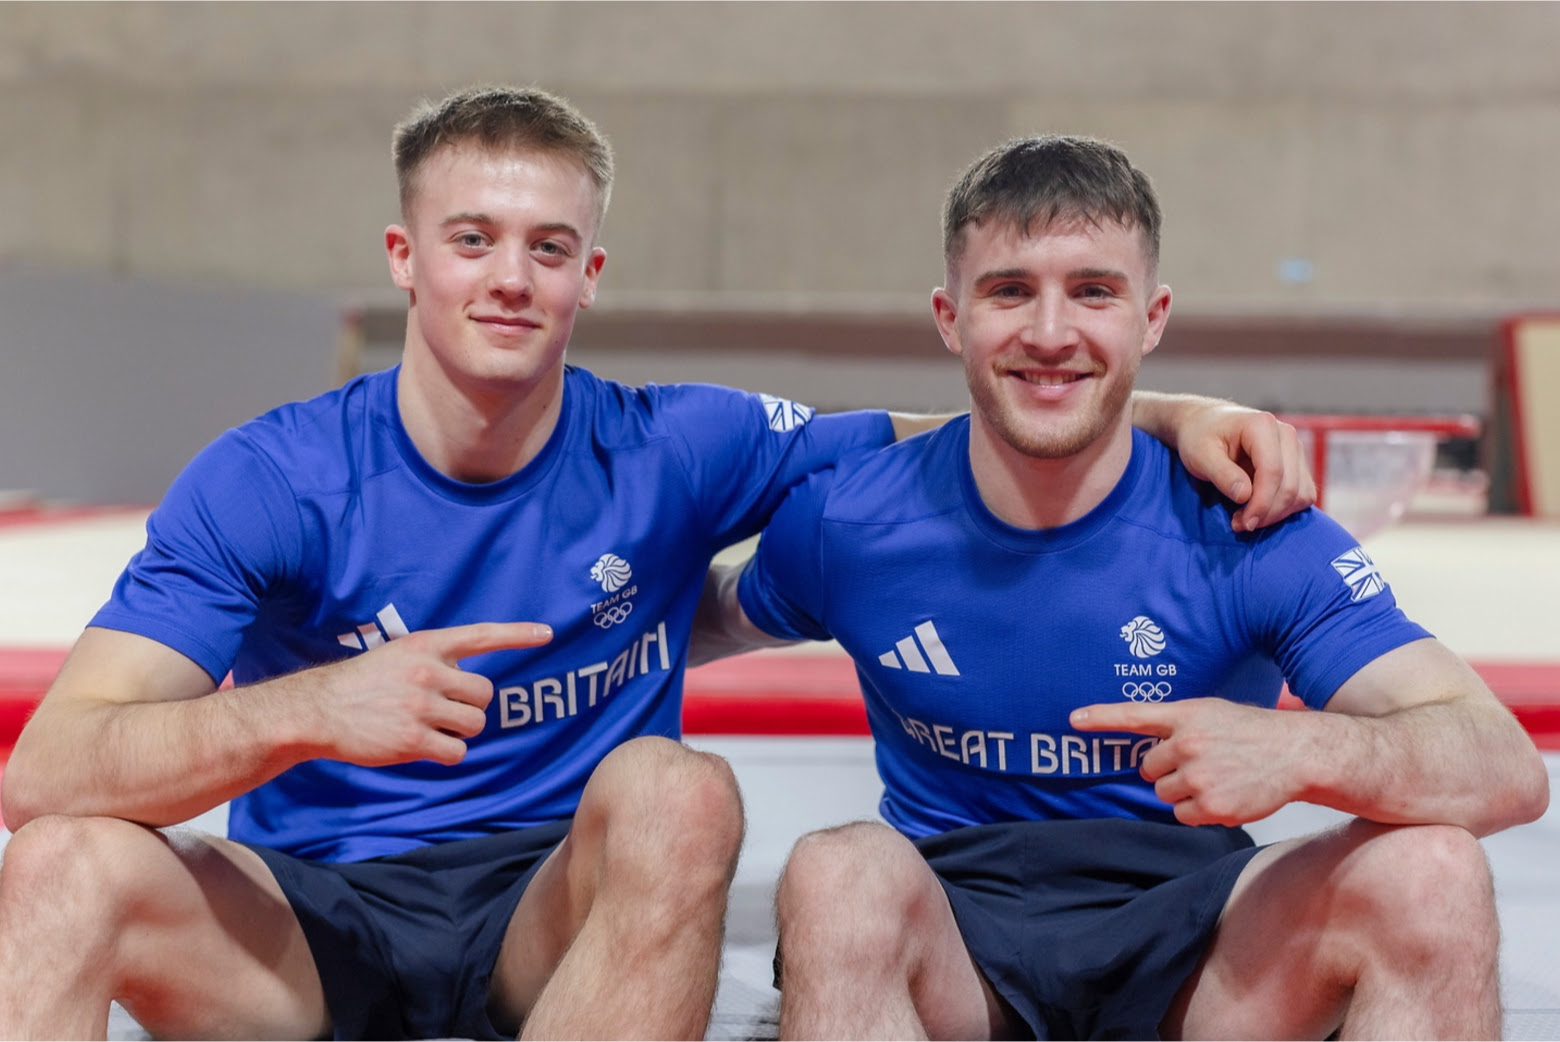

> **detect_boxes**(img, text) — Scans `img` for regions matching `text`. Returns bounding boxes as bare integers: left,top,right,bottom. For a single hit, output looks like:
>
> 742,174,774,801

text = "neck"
396,341,564,485
966,414,1135,530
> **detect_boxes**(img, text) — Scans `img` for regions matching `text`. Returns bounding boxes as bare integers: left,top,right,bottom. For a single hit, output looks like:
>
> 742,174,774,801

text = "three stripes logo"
337,604,411,651
1331,546,1386,602
758,393,814,434
878,620,960,676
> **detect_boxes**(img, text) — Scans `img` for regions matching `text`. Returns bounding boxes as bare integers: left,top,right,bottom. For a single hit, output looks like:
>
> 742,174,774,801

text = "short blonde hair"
393,84,615,224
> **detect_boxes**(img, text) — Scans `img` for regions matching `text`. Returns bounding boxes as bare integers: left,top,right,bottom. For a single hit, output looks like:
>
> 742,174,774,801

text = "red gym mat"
2,646,1557,748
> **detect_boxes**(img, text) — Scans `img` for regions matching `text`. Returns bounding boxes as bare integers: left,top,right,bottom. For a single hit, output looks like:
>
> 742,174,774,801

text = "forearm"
687,562,796,668
1128,390,1230,448
886,412,957,441
1297,697,1548,837
2,678,319,830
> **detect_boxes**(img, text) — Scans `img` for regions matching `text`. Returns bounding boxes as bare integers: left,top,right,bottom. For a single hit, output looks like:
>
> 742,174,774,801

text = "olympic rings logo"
594,602,634,628
1121,681,1172,702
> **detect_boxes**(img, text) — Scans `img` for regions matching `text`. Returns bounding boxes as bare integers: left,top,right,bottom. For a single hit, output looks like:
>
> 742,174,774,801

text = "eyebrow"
1070,266,1130,282
971,265,1131,285
972,267,1033,286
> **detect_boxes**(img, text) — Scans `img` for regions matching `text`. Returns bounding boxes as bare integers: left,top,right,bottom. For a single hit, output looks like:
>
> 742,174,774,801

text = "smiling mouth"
1011,371,1089,386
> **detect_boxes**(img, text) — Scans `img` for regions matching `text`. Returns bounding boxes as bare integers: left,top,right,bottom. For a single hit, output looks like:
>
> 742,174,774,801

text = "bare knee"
0,815,165,923
1339,824,1495,963
589,737,744,892
778,822,936,975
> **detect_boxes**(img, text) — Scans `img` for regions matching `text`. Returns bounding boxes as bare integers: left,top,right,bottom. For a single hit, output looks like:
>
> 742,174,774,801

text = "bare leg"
0,814,327,1040
1166,820,1500,1040
486,736,745,1040
774,821,1011,1041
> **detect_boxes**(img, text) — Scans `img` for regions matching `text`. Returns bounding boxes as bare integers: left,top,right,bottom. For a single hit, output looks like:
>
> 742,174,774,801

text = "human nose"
1019,289,1078,356
488,245,534,303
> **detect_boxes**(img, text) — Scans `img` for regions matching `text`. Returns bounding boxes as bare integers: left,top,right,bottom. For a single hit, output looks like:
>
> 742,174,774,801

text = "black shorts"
247,820,571,1041
917,818,1261,1041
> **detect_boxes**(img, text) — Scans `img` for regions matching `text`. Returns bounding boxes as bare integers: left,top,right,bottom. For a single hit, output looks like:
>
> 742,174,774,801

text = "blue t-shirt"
92,365,892,861
738,419,1431,838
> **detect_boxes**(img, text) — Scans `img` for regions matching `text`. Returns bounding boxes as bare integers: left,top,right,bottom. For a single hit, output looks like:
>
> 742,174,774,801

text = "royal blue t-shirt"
92,365,892,861
738,419,1431,838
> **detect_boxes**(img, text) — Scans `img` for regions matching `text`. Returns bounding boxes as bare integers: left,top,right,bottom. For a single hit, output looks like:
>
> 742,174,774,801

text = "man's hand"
1071,697,1306,826
308,621,553,767
1174,404,1315,532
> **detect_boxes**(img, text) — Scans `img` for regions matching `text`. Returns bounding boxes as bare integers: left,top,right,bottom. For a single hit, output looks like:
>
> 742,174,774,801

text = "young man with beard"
0,92,1311,1041
704,136,1549,1039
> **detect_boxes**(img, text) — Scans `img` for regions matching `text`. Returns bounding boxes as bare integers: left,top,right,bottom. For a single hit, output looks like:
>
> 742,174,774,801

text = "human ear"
931,286,963,358
386,225,414,291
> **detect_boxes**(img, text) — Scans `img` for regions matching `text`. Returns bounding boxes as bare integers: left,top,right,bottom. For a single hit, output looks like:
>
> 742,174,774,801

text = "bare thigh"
482,736,746,1036
776,820,1016,1040
0,815,328,1039
1164,818,1496,1040
135,826,329,1038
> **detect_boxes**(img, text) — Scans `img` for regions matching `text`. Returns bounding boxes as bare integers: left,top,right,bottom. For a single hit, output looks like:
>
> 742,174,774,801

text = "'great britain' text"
498,621,670,729
891,709,1159,776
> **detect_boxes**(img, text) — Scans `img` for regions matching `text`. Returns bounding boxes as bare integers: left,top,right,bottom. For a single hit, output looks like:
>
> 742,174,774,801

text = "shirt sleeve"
652,382,893,550
736,469,836,642
88,430,306,683
1241,510,1433,709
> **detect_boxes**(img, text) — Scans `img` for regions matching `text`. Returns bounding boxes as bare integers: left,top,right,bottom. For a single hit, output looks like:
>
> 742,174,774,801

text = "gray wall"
0,2,1553,502
2,2,1558,318
0,266,337,503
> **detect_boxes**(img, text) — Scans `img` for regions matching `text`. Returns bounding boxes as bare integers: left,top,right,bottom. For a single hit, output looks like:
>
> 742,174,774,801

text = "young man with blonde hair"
0,90,1311,1040
706,135,1548,1040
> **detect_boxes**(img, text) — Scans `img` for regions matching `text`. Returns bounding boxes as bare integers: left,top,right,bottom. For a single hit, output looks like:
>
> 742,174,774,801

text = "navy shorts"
247,820,571,1041
917,818,1261,1041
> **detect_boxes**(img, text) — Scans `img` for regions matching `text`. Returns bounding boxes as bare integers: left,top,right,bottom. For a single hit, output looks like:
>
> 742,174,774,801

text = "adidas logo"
337,603,411,650
878,620,960,676
758,393,814,433
1331,547,1386,602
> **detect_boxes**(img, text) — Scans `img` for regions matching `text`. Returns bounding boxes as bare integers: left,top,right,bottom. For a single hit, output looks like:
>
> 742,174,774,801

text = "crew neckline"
955,419,1147,554
381,365,574,506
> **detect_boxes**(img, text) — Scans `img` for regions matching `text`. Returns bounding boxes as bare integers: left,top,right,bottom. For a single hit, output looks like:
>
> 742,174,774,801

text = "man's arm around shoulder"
687,562,795,668
889,392,1315,531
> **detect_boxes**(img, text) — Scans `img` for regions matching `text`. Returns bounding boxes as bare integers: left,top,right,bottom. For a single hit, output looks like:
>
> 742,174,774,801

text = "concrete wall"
0,3,1552,503
1,2,1557,319
0,266,337,503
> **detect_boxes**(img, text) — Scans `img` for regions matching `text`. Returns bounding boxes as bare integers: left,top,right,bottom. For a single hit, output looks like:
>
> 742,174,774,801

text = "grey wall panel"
10,4,1557,100
0,266,337,503
1,2,1557,315
715,97,1006,298
0,86,119,270
1302,102,1560,312
114,88,409,290
580,96,726,293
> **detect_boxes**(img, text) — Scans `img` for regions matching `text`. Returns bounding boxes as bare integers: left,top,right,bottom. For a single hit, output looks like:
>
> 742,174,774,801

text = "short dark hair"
393,85,615,224
943,135,1161,278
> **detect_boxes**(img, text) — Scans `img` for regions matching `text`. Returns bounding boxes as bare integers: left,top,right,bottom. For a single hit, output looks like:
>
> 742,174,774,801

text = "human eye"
453,230,489,252
534,239,573,262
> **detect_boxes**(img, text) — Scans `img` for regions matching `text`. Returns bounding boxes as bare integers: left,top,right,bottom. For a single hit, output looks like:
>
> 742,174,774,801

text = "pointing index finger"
1070,701,1177,738
433,621,554,661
